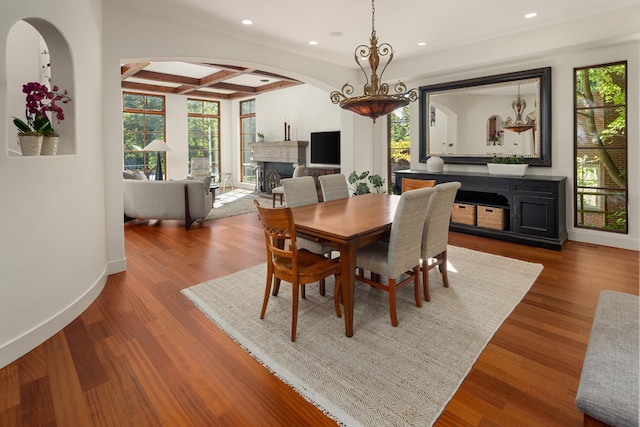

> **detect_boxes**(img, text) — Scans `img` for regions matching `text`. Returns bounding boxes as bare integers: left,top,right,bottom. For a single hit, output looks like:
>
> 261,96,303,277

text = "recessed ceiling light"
524,12,537,19
309,40,318,45
260,79,269,83
242,19,253,25
418,41,427,46
329,31,343,37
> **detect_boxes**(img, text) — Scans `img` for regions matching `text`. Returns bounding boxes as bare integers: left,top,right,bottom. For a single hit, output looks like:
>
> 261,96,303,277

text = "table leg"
340,244,357,337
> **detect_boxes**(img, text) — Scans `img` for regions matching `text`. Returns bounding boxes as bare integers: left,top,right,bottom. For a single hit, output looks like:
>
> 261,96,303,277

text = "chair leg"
388,278,398,327
334,274,342,318
319,279,326,296
272,278,281,296
291,281,299,342
272,194,276,208
413,266,422,308
260,269,274,319
422,262,431,302
440,251,449,288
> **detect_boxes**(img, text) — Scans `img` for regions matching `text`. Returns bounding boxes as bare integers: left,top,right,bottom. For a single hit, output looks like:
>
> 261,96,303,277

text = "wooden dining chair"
421,181,461,302
402,177,436,193
355,187,433,326
318,173,350,202
281,175,335,263
254,200,342,341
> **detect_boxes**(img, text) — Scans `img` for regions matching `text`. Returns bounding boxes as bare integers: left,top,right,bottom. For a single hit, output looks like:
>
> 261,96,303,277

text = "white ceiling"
118,0,640,67
118,0,640,100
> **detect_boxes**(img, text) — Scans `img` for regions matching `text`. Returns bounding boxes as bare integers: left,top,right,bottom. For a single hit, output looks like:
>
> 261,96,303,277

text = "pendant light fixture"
330,0,418,123
503,86,536,133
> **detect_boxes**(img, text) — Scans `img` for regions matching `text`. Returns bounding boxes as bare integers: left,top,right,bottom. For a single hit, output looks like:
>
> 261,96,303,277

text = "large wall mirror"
419,67,551,166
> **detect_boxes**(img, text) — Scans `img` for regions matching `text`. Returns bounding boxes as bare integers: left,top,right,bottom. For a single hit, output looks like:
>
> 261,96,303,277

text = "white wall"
1,0,106,368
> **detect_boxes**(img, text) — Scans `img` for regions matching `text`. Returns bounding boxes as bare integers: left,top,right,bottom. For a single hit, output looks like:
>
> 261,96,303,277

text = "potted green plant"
257,132,265,142
13,81,71,155
348,171,386,195
487,154,528,176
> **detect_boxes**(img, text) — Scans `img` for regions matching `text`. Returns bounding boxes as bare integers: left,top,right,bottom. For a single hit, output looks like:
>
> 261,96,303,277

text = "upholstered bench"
576,290,639,427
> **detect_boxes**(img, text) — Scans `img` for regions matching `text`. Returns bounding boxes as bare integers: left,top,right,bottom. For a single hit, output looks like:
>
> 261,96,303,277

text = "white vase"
426,156,444,172
18,135,43,156
41,136,59,155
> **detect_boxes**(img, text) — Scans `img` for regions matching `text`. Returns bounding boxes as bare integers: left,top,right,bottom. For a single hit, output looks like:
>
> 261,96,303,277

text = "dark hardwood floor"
1,208,638,426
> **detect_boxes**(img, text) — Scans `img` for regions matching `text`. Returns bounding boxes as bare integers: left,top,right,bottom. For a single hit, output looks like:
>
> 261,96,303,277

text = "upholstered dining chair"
421,181,461,302
271,165,306,207
355,187,434,326
318,173,350,202
253,200,342,341
402,177,436,193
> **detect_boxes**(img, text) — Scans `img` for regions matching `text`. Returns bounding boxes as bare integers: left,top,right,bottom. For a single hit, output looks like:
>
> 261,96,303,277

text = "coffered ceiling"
121,61,303,101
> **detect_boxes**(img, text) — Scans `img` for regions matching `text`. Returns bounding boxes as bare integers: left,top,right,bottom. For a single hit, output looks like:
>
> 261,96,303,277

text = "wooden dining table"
290,193,400,337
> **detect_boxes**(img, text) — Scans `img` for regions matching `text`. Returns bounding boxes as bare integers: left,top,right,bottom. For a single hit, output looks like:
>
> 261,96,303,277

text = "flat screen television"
310,131,340,166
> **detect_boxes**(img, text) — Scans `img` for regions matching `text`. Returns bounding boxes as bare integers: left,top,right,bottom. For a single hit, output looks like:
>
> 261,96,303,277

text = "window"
240,99,256,183
388,105,411,194
188,99,220,177
123,92,165,179
574,62,627,233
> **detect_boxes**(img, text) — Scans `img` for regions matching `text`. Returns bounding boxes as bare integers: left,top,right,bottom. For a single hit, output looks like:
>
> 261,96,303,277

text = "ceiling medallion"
330,0,418,123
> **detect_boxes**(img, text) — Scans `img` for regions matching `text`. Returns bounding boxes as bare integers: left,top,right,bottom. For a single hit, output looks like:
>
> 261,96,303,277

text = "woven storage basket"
451,203,476,225
477,205,505,230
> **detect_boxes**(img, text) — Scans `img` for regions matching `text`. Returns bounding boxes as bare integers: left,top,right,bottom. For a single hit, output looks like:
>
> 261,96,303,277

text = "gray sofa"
123,178,213,230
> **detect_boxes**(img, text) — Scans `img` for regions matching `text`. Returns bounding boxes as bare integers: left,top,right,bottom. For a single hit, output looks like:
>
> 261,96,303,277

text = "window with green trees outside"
574,61,627,233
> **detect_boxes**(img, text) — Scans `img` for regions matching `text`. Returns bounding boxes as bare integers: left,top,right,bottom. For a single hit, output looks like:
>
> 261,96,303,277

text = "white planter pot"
41,136,59,155
18,135,43,156
487,163,529,176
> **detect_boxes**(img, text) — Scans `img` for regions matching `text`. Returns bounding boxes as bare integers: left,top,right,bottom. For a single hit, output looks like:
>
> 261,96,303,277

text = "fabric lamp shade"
142,139,171,180
142,139,171,152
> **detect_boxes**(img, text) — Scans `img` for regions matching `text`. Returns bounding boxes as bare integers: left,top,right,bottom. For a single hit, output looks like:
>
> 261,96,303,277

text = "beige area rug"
182,246,543,426
206,189,270,220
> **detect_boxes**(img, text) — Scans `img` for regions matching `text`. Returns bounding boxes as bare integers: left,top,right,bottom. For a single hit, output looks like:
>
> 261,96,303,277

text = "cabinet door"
513,195,557,238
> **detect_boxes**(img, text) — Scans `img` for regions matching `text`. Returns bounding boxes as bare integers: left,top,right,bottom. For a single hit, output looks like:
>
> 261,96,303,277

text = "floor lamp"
142,139,171,180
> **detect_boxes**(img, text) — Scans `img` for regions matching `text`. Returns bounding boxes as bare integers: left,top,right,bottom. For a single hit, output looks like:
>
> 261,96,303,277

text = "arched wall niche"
6,18,75,155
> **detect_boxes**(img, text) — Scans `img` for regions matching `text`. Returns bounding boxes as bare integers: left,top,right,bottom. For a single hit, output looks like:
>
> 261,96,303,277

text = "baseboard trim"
0,269,108,369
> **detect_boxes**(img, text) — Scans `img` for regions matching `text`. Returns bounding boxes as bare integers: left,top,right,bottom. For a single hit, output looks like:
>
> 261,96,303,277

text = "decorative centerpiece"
13,81,71,156
487,154,528,176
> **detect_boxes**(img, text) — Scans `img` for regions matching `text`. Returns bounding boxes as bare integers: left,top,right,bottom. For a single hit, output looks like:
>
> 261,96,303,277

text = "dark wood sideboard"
395,170,568,250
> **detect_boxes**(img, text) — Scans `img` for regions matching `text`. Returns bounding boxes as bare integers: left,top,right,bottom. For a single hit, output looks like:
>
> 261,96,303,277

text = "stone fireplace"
249,140,307,194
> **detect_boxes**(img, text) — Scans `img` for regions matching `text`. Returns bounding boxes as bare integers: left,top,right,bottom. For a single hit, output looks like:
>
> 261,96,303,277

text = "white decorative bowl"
487,163,529,176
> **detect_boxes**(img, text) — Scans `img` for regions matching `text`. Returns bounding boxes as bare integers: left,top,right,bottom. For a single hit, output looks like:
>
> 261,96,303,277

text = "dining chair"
355,187,434,326
271,165,306,207
402,177,436,193
281,175,335,296
253,200,342,341
318,173,350,202
421,181,461,302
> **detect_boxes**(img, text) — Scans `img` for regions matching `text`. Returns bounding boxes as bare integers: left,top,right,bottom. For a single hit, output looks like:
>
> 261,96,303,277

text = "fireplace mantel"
249,140,308,164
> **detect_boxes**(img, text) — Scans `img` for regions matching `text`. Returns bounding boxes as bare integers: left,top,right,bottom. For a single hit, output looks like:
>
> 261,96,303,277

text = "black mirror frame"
419,67,552,166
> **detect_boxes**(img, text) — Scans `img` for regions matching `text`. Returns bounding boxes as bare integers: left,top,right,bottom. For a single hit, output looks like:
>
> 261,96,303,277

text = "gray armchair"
355,187,434,326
